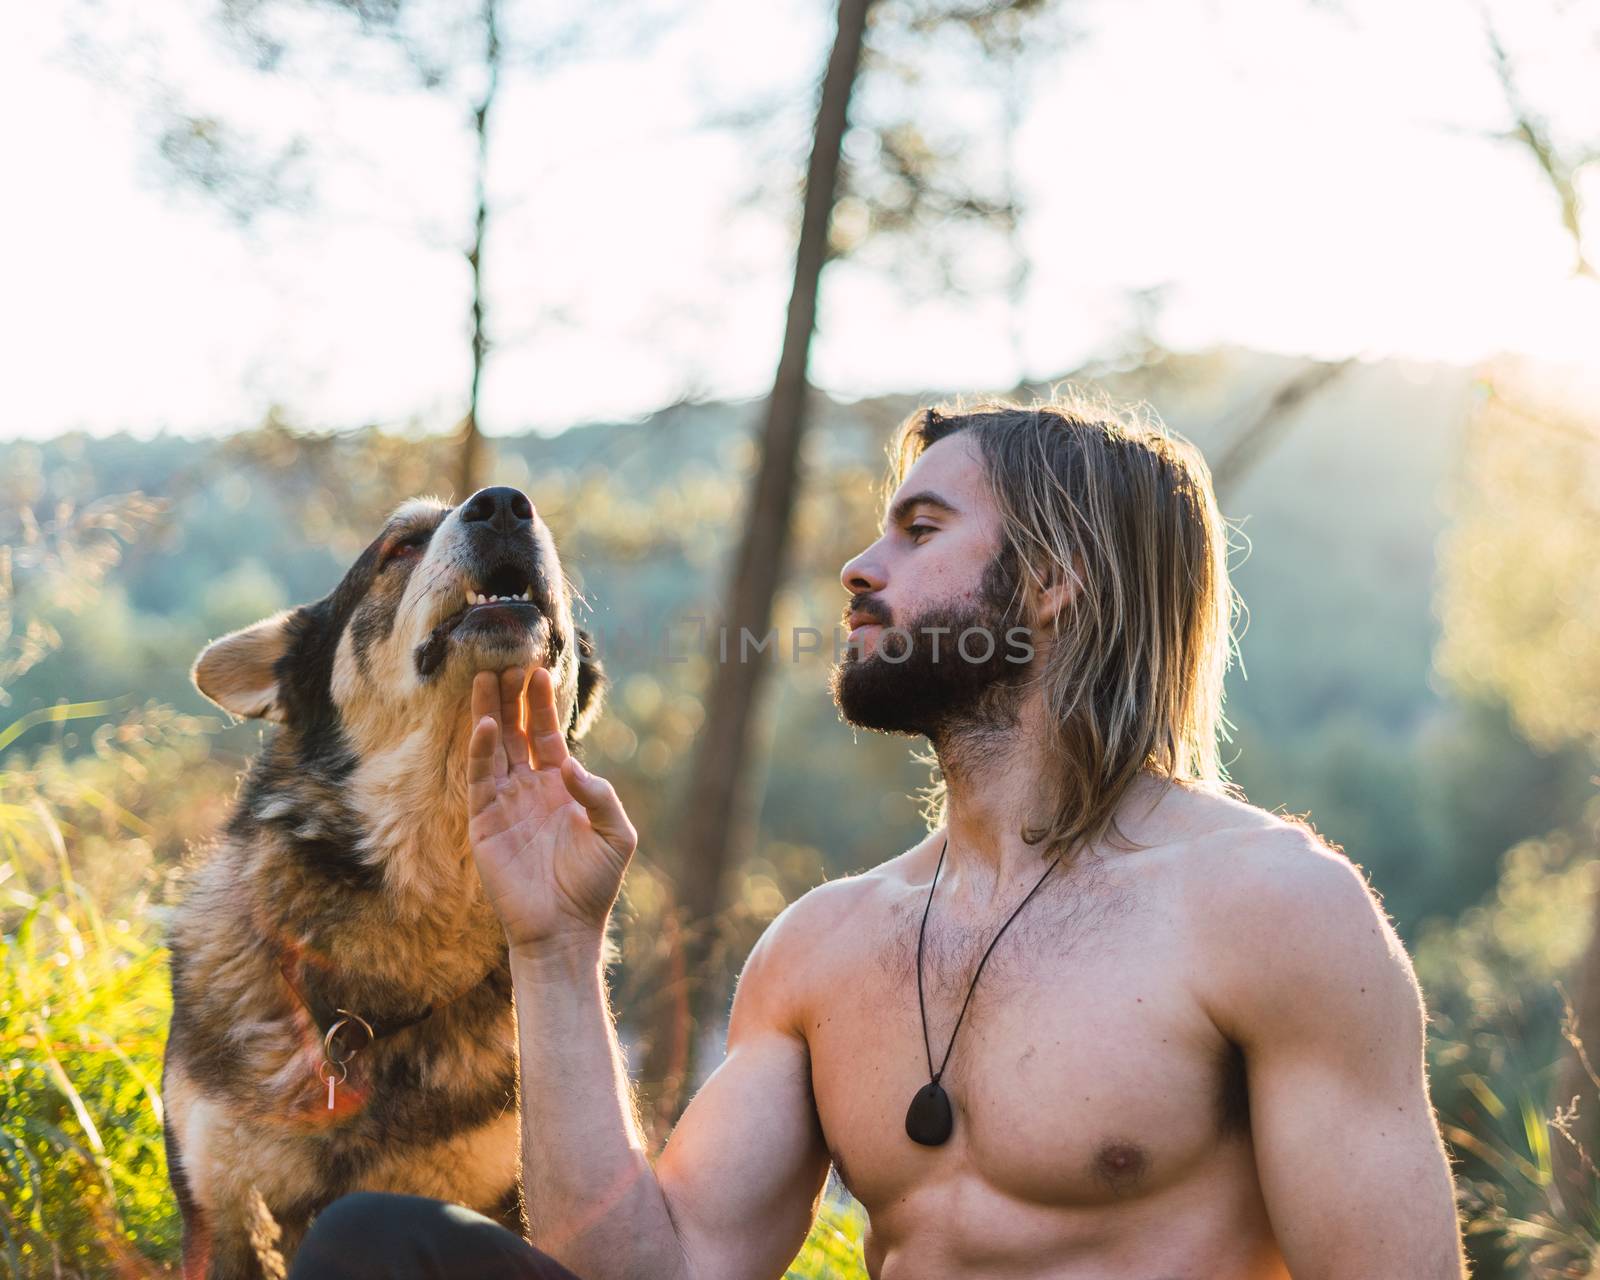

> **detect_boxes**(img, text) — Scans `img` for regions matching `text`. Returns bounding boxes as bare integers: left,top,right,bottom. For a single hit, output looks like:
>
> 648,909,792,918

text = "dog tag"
318,1059,348,1111
317,1010,371,1113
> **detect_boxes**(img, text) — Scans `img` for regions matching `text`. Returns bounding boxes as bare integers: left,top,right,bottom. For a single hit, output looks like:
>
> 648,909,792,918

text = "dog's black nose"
460,487,534,535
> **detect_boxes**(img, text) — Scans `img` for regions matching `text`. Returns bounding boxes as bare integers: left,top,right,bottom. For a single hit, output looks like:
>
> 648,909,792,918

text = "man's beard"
830,548,1033,742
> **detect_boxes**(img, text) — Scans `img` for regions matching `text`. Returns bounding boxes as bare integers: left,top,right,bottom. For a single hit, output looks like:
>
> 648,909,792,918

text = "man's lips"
846,609,891,645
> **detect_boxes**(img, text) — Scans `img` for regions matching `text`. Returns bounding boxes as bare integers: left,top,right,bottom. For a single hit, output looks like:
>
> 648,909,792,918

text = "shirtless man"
294,400,1467,1278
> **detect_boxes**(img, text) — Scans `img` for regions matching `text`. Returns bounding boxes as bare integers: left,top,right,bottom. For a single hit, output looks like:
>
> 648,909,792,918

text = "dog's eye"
383,532,429,566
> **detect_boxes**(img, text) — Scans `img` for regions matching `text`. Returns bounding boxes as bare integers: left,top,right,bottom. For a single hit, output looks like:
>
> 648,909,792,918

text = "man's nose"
460,486,534,536
841,546,885,595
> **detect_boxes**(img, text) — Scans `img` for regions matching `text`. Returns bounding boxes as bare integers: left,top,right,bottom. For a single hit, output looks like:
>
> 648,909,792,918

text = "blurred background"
2,0,1598,1274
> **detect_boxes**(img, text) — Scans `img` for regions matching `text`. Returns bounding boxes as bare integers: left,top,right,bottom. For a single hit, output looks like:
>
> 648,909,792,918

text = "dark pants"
289,1192,585,1280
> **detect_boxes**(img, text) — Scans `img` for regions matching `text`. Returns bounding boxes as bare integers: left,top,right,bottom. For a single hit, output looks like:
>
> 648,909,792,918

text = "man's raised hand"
466,666,637,955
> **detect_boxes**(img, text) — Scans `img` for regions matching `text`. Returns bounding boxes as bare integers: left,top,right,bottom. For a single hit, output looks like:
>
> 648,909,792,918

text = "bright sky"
2,0,1597,441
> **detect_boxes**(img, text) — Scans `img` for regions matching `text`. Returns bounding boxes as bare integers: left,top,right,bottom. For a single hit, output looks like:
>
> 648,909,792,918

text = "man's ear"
566,627,606,744
192,609,298,722
1030,551,1084,631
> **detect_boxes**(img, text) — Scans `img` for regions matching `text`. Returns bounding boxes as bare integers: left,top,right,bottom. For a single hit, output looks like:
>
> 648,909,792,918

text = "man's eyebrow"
887,490,961,529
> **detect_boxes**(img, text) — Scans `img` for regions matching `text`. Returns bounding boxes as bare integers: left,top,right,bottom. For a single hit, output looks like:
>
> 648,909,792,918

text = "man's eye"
907,524,936,541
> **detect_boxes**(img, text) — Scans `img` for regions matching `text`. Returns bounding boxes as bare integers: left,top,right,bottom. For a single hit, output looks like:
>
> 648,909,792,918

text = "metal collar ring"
323,1009,375,1065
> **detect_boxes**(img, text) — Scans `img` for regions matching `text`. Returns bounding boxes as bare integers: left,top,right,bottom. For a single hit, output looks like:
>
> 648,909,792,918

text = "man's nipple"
1092,1140,1149,1194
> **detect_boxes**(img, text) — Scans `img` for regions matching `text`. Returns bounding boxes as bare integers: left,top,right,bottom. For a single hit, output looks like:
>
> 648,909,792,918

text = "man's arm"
513,905,830,1280
1191,825,1467,1280
467,667,829,1280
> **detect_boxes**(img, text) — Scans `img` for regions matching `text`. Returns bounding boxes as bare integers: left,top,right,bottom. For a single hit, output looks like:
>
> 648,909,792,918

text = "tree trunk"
456,0,500,500
642,0,873,1129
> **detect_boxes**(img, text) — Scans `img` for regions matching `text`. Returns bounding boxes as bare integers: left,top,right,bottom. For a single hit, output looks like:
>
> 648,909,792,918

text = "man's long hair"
888,390,1247,863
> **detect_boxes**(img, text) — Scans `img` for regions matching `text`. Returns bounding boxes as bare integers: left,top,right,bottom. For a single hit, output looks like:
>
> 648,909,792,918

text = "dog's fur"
163,489,603,1278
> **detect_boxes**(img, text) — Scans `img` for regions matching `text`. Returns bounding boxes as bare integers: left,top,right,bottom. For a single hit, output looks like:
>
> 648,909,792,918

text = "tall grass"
2,494,192,1276
788,1193,868,1279
1,783,179,1276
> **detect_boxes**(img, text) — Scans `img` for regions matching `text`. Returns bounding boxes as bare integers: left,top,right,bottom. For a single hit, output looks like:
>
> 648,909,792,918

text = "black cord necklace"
906,836,1064,1147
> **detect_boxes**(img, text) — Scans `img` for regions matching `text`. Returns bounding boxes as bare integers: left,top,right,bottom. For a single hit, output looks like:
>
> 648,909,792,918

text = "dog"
163,485,604,1279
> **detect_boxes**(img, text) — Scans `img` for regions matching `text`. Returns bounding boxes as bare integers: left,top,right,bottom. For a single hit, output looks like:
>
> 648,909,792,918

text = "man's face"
831,432,1033,738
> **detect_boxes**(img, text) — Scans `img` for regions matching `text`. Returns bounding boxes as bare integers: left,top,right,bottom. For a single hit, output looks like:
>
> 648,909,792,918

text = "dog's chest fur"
164,716,522,1242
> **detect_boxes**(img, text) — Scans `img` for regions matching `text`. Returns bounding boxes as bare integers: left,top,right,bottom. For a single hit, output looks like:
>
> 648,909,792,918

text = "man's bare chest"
803,869,1249,1212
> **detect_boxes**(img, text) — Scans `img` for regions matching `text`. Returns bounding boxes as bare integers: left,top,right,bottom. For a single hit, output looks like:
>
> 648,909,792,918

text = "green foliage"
785,1192,869,1280
1436,369,1600,751
0,493,218,1276
1418,817,1600,1279
0,799,179,1277
1419,364,1600,1278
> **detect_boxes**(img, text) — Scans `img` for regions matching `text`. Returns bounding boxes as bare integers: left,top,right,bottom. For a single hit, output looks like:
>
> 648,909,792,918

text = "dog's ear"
566,627,605,744
192,609,297,722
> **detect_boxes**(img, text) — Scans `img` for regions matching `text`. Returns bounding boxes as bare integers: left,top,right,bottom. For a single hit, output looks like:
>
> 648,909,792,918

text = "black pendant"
905,1081,954,1146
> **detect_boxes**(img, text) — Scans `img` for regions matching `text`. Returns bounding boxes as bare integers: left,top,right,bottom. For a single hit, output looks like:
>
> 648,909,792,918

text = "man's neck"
930,689,1057,895
930,691,1170,898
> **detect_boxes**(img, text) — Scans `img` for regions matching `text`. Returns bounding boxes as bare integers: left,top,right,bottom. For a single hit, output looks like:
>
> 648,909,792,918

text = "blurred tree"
1442,7,1600,1219
117,0,670,496
660,0,1068,1127
1482,12,1598,280
1209,357,1354,499
1435,364,1600,1212
211,409,462,543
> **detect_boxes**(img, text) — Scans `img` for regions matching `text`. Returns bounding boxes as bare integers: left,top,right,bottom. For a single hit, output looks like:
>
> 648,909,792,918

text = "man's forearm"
513,939,688,1280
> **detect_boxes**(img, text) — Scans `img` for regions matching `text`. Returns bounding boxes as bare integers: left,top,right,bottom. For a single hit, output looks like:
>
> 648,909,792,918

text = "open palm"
466,666,637,953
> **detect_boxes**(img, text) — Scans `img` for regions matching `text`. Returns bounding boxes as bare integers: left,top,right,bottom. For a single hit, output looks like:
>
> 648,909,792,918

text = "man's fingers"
560,756,637,856
499,667,532,768
467,713,505,809
526,666,570,771
470,671,509,775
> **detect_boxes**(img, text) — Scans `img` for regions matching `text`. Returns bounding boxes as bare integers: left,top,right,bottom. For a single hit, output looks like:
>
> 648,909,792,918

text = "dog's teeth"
463,587,532,607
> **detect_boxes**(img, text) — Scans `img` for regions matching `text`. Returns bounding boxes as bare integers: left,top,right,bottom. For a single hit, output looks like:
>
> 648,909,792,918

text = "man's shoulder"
1124,782,1379,912
732,843,926,1027
1181,807,1386,927
753,854,911,961
1176,811,1418,1048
